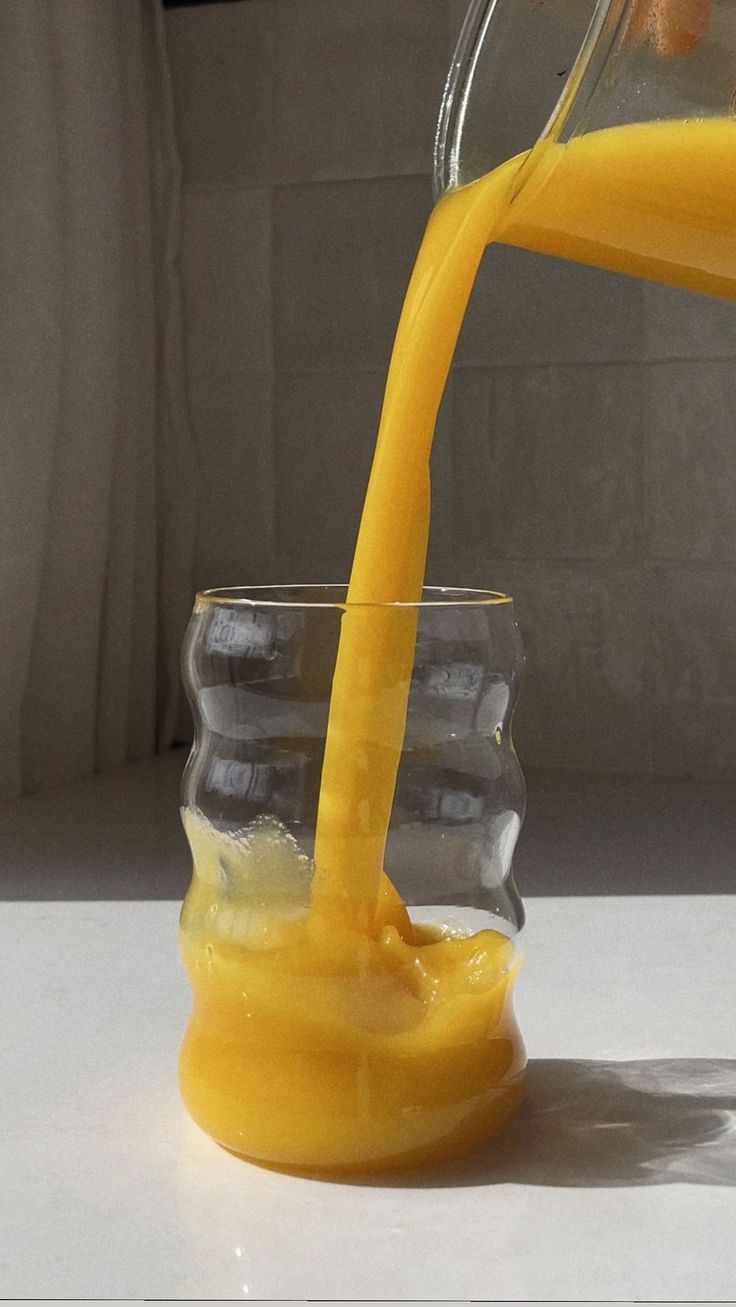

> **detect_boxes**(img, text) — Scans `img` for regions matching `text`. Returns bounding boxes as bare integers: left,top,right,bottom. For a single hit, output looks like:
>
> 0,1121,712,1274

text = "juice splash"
180,117,736,1170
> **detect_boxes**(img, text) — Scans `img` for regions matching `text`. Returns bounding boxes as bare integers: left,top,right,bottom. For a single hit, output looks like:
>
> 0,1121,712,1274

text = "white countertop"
3,891,735,1302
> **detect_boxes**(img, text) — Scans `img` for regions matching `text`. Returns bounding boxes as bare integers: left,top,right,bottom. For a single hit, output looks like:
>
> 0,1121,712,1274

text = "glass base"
178,1013,526,1175
217,1077,526,1177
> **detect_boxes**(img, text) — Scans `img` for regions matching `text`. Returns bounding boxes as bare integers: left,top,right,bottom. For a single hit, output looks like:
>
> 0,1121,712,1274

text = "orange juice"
179,812,523,1171
313,117,736,933
507,119,736,299
180,117,736,1171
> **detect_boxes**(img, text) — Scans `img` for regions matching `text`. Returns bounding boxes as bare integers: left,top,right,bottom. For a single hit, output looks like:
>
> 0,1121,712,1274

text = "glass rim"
194,583,514,611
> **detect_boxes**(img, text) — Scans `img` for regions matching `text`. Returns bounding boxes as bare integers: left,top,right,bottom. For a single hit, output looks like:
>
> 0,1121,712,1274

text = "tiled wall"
166,0,736,778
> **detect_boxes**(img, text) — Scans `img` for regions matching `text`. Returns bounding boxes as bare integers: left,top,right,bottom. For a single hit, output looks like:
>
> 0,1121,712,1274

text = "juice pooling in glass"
179,588,527,1173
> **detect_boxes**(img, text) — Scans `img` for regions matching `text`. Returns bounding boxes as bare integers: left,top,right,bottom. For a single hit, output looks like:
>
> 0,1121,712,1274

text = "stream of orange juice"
312,116,736,934
180,117,736,1171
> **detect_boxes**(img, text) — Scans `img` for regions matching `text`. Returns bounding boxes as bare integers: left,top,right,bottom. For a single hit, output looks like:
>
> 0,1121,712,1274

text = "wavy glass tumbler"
178,585,527,1173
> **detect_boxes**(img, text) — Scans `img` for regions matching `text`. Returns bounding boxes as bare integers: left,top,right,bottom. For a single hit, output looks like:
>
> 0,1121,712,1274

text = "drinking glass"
178,585,526,1172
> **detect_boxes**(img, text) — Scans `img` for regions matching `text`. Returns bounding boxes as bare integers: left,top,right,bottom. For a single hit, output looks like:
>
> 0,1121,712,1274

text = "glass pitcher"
436,0,736,299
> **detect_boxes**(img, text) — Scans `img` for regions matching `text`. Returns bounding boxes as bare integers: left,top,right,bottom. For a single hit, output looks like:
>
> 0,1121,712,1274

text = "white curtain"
0,0,198,797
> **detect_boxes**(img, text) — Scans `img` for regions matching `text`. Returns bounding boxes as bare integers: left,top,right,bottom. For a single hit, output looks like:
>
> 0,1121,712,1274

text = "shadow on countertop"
315,1057,736,1190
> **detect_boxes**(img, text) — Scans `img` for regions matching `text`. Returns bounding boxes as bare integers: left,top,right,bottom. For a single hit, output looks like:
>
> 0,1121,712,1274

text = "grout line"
182,358,736,381
182,362,736,388
271,170,434,192
265,367,277,564
266,0,279,193
185,365,389,381
184,367,276,380
183,358,736,377
182,171,434,198
265,184,276,374
453,554,736,572
450,355,736,371
181,178,272,196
